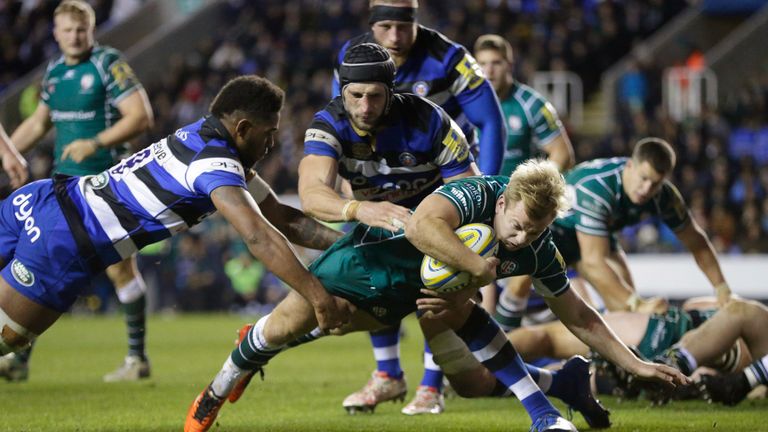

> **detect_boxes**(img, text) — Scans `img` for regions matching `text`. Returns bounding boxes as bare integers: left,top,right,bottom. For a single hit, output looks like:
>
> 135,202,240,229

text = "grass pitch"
1,314,766,431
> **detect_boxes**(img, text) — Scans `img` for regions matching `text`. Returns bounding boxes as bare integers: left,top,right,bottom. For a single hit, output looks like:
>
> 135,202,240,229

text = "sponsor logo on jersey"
12,193,40,243
51,110,96,121
152,140,170,165
174,129,189,141
441,127,469,162
63,70,76,80
579,215,604,229
10,259,35,287
412,81,430,97
351,143,373,159
499,260,517,274
447,187,468,209
88,173,110,190
110,60,137,91
454,54,485,90
80,73,94,92
507,115,522,131
399,152,416,167
554,249,566,270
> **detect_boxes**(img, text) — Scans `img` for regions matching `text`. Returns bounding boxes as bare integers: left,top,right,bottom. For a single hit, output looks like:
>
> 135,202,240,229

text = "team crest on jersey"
11,259,35,287
89,173,110,190
80,74,95,92
371,306,388,318
399,152,416,167
412,81,430,97
351,143,373,159
499,260,517,274
507,115,522,131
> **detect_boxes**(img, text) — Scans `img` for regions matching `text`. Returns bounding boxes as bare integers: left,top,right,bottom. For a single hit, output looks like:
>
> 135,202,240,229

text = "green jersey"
555,157,690,237
310,175,570,325
498,83,563,175
41,44,142,175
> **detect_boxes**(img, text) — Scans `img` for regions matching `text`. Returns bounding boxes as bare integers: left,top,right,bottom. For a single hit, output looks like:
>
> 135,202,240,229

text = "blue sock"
457,305,560,422
420,341,444,390
370,324,403,378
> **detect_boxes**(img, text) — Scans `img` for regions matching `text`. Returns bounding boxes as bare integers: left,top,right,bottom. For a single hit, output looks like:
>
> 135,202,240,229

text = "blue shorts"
0,180,91,312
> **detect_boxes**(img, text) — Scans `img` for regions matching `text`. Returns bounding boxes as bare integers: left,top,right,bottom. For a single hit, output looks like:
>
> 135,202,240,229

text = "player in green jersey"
473,34,576,331
185,160,687,432
5,0,155,383
473,34,574,175
504,138,732,317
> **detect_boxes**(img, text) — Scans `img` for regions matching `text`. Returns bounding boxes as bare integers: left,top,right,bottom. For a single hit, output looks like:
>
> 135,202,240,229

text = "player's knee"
444,368,496,398
0,323,35,356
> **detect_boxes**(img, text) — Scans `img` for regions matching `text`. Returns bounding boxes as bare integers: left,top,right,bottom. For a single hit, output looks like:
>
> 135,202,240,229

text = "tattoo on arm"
281,205,342,250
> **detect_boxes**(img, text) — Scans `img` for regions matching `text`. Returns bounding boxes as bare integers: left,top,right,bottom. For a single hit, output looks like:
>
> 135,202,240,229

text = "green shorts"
635,307,716,359
309,232,422,326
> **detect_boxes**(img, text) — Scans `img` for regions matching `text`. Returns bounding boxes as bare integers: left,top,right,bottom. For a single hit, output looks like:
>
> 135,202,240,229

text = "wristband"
625,293,640,312
341,200,361,221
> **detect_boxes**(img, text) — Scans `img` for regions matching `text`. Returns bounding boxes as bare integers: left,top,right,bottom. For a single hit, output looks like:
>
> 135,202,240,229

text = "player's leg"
494,275,533,331
508,321,589,361
401,340,445,415
103,255,150,382
422,302,580,431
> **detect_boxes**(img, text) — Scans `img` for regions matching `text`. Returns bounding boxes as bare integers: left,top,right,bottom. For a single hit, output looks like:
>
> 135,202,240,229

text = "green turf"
1,314,765,431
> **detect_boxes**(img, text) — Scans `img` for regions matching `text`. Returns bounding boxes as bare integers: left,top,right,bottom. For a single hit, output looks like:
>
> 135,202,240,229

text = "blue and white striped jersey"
57,116,269,269
304,93,473,209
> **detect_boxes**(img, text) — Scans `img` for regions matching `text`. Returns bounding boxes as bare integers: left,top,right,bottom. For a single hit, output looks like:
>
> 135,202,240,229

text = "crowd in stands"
2,0,766,312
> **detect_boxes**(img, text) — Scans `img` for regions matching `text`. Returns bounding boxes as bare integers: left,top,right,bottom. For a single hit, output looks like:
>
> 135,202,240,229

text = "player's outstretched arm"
675,219,731,305
9,102,52,154
258,192,343,250
212,185,353,331
576,231,642,311
546,289,689,387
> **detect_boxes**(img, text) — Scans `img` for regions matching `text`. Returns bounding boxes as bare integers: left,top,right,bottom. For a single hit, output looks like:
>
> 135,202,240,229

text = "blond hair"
504,159,570,220
370,0,418,8
55,0,96,29
474,34,514,63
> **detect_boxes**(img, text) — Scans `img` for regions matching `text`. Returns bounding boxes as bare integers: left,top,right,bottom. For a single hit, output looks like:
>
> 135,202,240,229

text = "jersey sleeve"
39,62,56,106
530,232,570,298
530,98,564,149
103,49,142,104
658,181,691,231
445,47,487,100
188,145,247,196
431,108,473,178
433,178,495,226
570,181,612,236
303,115,343,159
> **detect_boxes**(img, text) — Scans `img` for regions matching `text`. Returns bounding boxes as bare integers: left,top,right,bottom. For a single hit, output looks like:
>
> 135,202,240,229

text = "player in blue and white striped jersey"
0,75,352,360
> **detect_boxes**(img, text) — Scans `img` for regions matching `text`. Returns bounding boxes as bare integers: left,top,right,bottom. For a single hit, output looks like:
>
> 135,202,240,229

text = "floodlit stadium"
0,1,767,431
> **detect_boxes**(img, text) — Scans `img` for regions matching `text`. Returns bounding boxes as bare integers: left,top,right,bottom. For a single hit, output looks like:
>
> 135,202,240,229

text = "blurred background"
1,0,766,313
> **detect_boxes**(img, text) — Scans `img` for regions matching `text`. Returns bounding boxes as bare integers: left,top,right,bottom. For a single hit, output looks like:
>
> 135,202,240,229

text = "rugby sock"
14,342,34,364
656,346,696,375
744,354,768,388
370,325,403,379
420,342,444,391
457,305,559,421
117,277,147,360
493,291,528,331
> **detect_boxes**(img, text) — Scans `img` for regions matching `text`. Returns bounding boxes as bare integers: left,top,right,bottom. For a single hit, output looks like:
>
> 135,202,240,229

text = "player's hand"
61,139,99,163
629,360,690,389
470,256,499,289
1,151,28,188
354,201,411,232
311,292,356,332
636,296,668,314
417,287,475,319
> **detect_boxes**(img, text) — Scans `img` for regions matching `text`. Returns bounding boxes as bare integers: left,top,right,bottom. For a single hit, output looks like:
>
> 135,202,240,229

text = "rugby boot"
699,372,751,406
342,370,407,414
530,413,578,432
557,356,611,428
228,324,264,403
103,355,150,382
0,353,28,382
401,385,444,415
185,384,225,432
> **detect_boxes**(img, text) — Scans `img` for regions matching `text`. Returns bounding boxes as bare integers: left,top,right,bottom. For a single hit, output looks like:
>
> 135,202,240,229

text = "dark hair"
210,75,284,122
632,137,676,174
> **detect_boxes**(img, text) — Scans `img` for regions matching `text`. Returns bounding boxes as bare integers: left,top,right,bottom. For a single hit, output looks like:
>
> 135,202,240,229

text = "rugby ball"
420,223,499,293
